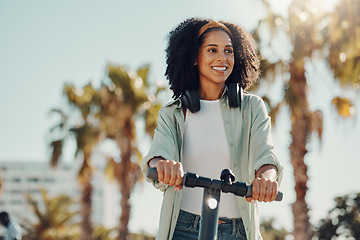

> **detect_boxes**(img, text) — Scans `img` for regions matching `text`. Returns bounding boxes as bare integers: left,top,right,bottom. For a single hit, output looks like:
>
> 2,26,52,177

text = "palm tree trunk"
81,173,93,240
117,120,136,240
119,173,132,240
118,156,131,240
80,154,94,240
289,62,314,239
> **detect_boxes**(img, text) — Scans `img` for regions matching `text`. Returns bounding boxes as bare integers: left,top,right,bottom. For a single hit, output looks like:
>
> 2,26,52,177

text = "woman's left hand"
246,164,278,203
246,177,278,203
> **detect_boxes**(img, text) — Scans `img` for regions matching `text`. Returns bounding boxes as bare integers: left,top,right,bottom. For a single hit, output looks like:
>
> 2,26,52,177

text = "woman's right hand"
149,158,184,191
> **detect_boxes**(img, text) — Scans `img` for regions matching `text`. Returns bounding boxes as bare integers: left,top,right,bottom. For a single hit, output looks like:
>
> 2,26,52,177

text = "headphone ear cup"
181,89,200,113
181,92,190,109
228,83,240,108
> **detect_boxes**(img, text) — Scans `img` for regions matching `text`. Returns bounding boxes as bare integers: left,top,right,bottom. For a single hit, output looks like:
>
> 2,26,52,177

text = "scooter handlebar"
146,167,283,201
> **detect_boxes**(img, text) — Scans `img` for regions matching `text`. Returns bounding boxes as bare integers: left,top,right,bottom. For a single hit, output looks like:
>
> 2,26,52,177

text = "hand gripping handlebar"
146,167,283,201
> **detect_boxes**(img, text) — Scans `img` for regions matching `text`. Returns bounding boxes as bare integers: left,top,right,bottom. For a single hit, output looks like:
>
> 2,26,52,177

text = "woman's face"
196,30,234,90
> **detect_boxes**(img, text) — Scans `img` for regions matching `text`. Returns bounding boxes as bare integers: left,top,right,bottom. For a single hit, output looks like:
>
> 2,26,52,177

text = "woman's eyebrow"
205,43,233,47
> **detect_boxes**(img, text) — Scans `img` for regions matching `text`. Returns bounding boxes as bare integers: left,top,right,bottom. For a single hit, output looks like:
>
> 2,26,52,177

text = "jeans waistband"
178,209,244,234
179,209,243,223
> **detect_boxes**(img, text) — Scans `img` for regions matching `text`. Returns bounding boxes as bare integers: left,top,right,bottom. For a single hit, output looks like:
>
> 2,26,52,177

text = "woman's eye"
209,49,216,53
225,49,233,54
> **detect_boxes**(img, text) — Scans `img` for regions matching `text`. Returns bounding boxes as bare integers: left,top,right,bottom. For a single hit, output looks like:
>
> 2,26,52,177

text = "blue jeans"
172,210,247,240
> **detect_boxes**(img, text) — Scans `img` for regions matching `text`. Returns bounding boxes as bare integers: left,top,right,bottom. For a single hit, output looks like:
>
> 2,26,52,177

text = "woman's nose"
217,52,226,61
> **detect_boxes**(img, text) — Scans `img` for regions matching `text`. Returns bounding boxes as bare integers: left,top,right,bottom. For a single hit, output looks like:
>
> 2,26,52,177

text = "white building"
0,160,118,231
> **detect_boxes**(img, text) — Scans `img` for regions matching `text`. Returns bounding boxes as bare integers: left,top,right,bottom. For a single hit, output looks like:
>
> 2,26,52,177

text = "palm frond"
50,140,63,167
310,110,323,141
331,96,355,118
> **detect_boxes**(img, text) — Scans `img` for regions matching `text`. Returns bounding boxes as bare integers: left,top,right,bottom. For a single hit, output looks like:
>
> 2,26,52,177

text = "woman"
141,18,283,240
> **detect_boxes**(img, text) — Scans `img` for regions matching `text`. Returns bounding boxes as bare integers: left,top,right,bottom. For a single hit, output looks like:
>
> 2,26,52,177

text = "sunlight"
349,106,356,115
339,53,347,63
134,77,143,89
114,88,122,96
148,94,156,102
305,0,320,14
298,11,308,22
128,70,137,79
74,88,84,97
109,83,116,91
275,17,284,26
341,20,350,29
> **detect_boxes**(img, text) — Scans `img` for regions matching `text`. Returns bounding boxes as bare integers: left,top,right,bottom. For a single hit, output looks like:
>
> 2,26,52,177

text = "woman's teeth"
212,67,226,71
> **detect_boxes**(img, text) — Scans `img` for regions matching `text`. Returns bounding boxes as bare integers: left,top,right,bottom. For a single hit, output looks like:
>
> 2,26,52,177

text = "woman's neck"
198,84,225,100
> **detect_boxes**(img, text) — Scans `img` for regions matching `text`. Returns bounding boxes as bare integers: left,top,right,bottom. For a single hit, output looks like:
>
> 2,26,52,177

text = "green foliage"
130,232,155,240
256,0,358,121
315,193,360,239
70,123,100,159
260,218,289,240
22,189,79,240
144,102,162,137
107,65,149,111
254,0,359,239
63,83,99,120
50,63,164,239
331,96,355,118
93,226,117,240
99,63,165,239
326,0,360,88
22,189,122,240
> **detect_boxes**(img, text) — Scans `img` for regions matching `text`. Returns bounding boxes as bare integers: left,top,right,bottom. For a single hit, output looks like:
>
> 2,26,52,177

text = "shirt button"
230,142,234,146
226,120,230,124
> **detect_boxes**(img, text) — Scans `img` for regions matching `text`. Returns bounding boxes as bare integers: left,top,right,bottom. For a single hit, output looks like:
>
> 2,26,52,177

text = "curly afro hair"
165,18,260,99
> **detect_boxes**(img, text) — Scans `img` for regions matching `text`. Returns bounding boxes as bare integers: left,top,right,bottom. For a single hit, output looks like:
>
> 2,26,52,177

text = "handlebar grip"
246,185,283,201
147,167,158,181
146,167,186,185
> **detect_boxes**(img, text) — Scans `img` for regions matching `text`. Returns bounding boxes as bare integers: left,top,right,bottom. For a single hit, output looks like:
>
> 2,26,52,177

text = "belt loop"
232,219,236,235
193,215,200,230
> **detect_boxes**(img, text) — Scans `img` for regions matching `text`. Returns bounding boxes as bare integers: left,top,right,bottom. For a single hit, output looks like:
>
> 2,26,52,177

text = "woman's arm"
247,96,283,202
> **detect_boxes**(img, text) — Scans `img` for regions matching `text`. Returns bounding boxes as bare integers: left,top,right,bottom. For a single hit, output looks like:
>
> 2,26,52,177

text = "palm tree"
22,188,79,240
98,64,163,240
51,64,163,239
315,193,360,239
49,83,101,240
254,0,359,239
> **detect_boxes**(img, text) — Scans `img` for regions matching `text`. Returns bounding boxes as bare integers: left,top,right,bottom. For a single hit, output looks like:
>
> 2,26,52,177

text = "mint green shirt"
141,90,283,240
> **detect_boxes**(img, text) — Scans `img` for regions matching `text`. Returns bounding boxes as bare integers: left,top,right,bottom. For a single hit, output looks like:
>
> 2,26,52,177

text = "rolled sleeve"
141,105,181,191
249,96,283,183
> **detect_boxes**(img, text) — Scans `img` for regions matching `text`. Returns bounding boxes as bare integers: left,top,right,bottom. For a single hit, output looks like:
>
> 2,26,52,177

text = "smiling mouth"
212,66,227,71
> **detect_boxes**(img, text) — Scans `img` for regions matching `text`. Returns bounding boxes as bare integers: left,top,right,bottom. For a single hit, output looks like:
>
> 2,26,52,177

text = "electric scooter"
146,167,283,240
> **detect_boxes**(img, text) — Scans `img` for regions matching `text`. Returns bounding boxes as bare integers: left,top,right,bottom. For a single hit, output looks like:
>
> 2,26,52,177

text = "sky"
1,0,359,236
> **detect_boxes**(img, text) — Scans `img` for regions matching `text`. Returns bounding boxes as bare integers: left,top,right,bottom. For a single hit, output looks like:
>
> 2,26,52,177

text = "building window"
10,200,23,205
27,177,39,182
11,190,23,194
44,178,55,183
12,178,21,183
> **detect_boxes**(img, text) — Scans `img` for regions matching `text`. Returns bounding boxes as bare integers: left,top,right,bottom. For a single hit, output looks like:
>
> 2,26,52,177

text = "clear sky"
1,0,359,236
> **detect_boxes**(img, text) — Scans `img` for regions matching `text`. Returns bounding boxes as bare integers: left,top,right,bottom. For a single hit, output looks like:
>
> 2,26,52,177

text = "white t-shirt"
180,99,241,218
